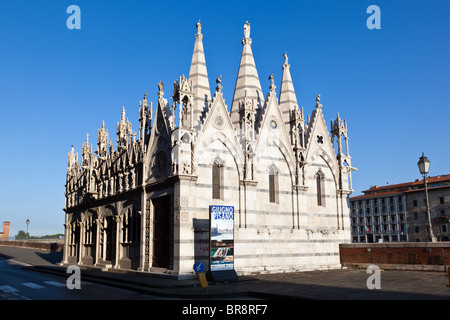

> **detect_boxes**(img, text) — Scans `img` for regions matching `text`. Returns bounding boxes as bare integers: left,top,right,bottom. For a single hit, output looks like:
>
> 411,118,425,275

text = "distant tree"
40,233,64,239
15,230,29,240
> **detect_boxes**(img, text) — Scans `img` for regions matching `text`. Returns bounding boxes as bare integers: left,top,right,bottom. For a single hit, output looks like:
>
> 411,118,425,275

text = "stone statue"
283,52,288,65
244,21,250,38
215,75,222,92
315,94,322,108
269,74,276,91
158,81,164,97
196,20,201,35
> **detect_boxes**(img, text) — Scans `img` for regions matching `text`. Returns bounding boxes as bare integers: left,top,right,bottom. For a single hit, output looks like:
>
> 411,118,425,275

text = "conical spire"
188,20,211,123
230,21,264,129
279,52,299,128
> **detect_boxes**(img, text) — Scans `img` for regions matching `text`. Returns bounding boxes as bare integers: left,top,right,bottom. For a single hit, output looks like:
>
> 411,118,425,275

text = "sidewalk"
1,245,449,300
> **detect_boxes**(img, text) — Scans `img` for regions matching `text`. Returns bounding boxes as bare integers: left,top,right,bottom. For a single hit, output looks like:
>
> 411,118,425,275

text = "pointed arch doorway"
104,215,116,262
152,196,171,269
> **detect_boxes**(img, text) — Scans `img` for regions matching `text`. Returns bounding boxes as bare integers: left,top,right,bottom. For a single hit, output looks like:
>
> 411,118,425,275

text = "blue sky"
0,0,449,237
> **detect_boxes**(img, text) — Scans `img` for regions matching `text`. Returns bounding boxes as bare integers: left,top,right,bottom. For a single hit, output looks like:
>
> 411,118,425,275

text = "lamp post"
26,219,30,241
417,153,437,242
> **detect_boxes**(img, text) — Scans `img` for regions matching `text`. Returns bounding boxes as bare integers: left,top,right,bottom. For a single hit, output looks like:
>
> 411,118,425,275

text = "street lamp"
26,219,30,241
417,153,437,242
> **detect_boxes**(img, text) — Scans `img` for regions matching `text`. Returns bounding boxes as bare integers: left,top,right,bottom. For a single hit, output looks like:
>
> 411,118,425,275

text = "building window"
316,171,325,206
442,225,447,233
269,172,276,203
269,166,278,203
413,200,418,207
415,226,420,233
212,161,223,200
440,197,445,204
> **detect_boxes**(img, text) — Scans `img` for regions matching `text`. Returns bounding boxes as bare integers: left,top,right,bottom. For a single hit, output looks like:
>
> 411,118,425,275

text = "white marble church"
63,21,357,277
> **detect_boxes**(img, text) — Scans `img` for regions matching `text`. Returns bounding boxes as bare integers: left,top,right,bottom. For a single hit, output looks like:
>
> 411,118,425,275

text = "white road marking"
0,285,18,293
22,282,45,289
44,281,66,287
0,285,31,300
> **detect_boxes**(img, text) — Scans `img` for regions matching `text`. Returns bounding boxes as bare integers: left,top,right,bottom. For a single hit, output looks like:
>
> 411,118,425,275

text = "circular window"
213,114,225,129
269,119,278,130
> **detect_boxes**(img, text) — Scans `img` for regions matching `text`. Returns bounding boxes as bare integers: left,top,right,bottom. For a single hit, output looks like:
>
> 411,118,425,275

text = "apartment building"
350,175,449,243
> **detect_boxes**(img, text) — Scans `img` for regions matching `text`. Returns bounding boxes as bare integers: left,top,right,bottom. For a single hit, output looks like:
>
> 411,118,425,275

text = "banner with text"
209,205,234,271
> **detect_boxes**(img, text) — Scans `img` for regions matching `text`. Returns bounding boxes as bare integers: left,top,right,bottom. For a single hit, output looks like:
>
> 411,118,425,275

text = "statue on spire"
158,81,164,97
315,94,322,109
196,20,202,35
215,75,222,92
244,21,251,38
269,74,276,91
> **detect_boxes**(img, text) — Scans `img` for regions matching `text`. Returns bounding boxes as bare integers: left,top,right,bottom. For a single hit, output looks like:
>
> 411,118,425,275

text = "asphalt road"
0,256,170,300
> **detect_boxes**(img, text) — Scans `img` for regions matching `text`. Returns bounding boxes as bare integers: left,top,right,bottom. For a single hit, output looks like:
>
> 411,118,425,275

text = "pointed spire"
279,52,299,128
188,20,211,123
82,133,93,167
121,106,126,120
67,145,78,172
97,120,109,159
117,106,133,148
230,21,264,130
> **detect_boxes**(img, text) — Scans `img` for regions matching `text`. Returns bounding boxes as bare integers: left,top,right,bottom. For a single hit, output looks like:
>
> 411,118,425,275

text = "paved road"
0,256,170,300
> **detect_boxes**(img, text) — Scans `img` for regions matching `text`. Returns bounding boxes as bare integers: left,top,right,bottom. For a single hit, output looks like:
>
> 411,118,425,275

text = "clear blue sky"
0,0,449,237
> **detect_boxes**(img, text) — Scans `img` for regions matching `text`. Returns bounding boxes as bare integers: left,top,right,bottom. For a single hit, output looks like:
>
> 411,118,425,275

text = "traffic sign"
193,261,205,274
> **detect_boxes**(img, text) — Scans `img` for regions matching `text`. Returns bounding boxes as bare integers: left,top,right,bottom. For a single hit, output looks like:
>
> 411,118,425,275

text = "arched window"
212,160,223,200
269,165,278,203
316,171,325,206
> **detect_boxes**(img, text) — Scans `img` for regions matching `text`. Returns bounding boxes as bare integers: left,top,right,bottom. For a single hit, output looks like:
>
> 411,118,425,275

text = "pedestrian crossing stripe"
44,281,67,287
22,282,45,289
0,285,18,293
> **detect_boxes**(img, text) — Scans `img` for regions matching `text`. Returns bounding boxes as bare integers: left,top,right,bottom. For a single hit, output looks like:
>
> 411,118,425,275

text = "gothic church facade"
63,21,356,276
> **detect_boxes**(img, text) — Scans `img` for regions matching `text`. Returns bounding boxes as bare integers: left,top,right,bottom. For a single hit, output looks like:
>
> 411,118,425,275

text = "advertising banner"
209,205,234,271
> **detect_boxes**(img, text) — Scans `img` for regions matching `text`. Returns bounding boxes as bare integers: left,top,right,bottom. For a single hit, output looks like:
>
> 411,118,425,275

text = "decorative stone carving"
154,151,169,177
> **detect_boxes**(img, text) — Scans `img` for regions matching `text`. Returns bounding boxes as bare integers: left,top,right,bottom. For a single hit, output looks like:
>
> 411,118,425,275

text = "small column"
62,223,70,264
94,218,101,265
78,221,85,265
114,215,122,268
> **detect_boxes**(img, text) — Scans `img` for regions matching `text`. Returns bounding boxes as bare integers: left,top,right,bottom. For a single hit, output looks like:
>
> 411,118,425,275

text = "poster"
209,205,234,271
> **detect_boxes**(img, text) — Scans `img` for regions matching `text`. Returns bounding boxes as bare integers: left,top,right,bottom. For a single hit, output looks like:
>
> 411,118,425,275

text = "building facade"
62,22,356,276
350,174,450,243
0,222,10,240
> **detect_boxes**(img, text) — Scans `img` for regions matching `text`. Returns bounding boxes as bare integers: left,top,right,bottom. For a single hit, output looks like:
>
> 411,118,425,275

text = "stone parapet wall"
340,242,450,271
0,240,64,252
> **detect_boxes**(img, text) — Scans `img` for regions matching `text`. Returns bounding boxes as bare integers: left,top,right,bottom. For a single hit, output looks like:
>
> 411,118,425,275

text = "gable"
144,97,173,182
255,91,296,169
195,91,244,170
304,106,339,179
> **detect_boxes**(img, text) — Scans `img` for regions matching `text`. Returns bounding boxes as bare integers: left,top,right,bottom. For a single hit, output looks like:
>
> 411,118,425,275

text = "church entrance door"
152,196,170,268
105,215,116,263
